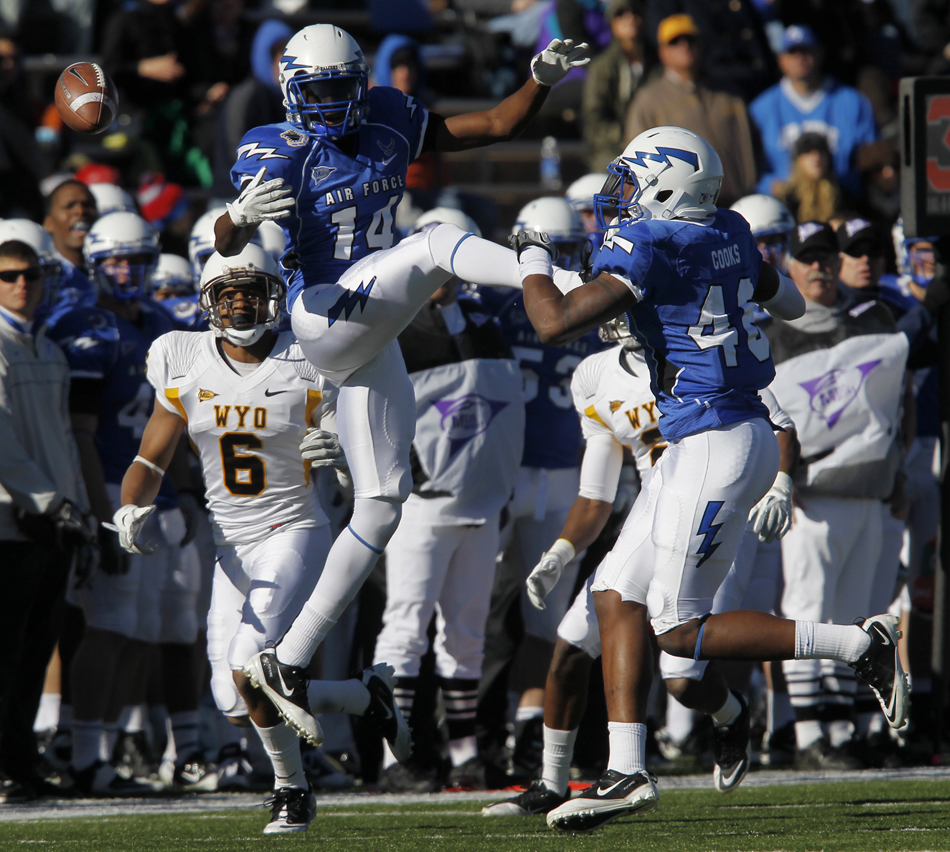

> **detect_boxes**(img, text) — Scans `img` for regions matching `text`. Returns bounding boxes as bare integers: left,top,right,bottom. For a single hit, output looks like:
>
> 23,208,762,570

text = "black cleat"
262,785,316,834
546,769,658,832
243,649,322,746
712,691,751,794
377,760,441,794
361,663,412,763
849,614,910,730
482,779,570,816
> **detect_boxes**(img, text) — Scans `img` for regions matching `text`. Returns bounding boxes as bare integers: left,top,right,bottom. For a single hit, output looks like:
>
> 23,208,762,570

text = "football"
53,62,119,134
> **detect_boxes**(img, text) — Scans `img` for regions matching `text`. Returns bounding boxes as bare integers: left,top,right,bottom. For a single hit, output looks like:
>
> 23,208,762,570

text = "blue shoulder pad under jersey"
230,88,430,311
46,304,120,380
476,285,599,469
38,263,96,328
593,209,774,441
158,294,207,331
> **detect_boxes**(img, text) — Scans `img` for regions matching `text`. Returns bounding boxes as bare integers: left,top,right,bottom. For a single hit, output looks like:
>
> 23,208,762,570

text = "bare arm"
214,210,259,258
523,271,637,346
558,496,614,554
776,427,799,476
119,403,185,507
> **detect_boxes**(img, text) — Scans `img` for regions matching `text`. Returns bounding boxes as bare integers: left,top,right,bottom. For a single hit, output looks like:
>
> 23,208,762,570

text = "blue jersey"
592,209,774,441
158,294,207,331
49,301,178,503
230,87,429,309
38,262,96,328
476,287,599,469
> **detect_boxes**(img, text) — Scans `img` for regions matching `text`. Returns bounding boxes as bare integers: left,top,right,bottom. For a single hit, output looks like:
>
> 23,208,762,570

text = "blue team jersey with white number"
592,209,774,441
158,294,207,331
477,287,599,469
230,87,429,309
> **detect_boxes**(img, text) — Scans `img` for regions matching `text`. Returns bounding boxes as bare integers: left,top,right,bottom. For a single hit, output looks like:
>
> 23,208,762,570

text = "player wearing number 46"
213,24,595,734
511,126,910,833
114,245,411,834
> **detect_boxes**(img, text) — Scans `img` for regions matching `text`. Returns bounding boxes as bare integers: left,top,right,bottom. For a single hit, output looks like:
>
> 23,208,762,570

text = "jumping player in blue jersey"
213,23,593,741
509,126,911,832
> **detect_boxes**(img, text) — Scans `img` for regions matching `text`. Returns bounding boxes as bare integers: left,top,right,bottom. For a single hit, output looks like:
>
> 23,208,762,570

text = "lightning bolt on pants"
592,418,778,636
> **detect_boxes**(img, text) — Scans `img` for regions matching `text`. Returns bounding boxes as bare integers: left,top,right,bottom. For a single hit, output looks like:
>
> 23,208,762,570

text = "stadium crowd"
0,0,944,814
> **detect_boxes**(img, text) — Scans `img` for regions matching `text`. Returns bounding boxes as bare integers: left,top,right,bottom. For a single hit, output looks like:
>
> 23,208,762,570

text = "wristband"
519,245,553,280
133,455,166,477
549,537,576,564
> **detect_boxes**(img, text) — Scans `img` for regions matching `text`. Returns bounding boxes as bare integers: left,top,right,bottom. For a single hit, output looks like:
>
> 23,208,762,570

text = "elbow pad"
761,273,805,320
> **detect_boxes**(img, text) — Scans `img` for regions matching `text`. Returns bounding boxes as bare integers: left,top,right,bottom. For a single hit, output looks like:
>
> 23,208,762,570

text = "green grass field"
3,780,949,852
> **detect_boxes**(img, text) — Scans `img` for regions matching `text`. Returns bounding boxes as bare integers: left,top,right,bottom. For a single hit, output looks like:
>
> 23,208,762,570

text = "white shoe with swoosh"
546,769,658,832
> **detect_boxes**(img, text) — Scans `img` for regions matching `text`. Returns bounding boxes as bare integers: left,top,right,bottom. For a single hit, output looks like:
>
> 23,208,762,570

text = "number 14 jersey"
146,330,330,544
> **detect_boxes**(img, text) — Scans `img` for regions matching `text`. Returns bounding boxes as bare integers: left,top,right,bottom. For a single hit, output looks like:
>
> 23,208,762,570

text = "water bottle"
540,136,562,191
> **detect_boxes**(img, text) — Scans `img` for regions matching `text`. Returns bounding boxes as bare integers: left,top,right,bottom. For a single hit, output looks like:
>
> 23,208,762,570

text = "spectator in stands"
43,180,97,275
537,0,612,68
776,132,842,225
0,28,36,129
582,0,646,171
644,0,777,101
0,240,93,800
213,19,291,196
624,13,757,207
750,25,877,200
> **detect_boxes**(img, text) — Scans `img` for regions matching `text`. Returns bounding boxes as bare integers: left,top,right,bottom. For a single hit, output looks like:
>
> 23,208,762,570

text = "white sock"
33,692,60,732
540,726,577,796
795,622,870,662
448,735,478,767
277,603,337,668
606,721,646,775
381,739,399,770
794,720,823,750
101,722,119,763
122,704,147,734
827,719,853,748
516,705,544,723
664,694,696,744
307,679,370,716
711,691,742,727
72,720,103,771
766,690,795,737
252,720,307,790
170,711,201,763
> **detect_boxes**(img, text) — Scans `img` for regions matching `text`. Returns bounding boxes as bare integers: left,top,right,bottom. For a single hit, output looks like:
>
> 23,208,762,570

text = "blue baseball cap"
781,25,819,53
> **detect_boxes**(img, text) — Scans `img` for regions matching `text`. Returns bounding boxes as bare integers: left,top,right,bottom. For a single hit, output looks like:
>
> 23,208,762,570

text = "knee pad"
210,667,248,717
425,222,471,275
228,630,266,672
350,496,402,547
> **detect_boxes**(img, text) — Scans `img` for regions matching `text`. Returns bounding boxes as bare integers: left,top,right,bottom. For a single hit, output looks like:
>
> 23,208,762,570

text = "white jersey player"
112,245,409,834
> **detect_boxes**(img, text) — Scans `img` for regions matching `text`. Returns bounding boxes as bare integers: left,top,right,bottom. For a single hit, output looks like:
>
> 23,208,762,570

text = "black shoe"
0,778,33,803
512,717,544,779
713,691,751,794
546,769,658,832
761,722,796,767
793,739,864,771
217,743,253,792
70,760,157,797
447,756,510,791
849,614,910,730
163,752,218,791
482,779,570,816
113,730,156,780
243,649,322,746
377,761,441,794
262,785,315,834
361,663,412,763
300,744,354,790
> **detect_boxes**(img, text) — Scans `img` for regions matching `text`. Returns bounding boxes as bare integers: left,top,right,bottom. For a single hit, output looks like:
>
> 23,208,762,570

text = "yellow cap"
657,14,699,46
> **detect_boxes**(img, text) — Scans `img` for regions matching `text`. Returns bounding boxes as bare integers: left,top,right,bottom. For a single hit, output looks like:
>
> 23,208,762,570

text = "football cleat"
301,744,354,789
360,663,412,764
546,769,658,833
262,785,316,834
482,779,570,817
712,691,751,794
243,649,323,746
849,614,910,730
160,752,218,791
216,743,253,792
70,760,156,797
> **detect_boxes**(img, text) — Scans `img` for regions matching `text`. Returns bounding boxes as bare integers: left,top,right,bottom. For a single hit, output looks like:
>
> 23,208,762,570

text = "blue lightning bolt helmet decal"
695,500,725,568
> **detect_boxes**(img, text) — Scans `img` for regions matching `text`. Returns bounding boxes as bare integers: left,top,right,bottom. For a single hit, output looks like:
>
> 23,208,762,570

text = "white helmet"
565,173,609,212
731,194,795,271
0,218,65,302
88,183,137,217
198,245,285,346
595,126,723,229
279,25,368,140
151,253,195,296
188,207,261,279
410,207,482,238
513,197,587,270
257,219,286,261
83,212,160,302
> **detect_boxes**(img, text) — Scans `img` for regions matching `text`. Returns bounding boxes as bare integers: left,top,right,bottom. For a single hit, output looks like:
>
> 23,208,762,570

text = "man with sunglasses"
0,240,95,801
763,221,911,770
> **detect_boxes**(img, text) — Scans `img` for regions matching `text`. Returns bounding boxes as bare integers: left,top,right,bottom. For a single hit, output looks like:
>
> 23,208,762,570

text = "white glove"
226,166,294,228
526,538,576,611
300,428,349,474
112,504,158,555
530,38,591,87
748,471,793,544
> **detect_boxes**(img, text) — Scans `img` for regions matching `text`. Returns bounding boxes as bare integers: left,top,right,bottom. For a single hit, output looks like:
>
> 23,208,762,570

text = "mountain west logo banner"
410,359,524,522
769,333,908,498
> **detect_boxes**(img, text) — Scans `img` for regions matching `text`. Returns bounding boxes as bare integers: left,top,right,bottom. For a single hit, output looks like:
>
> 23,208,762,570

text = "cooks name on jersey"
322,174,406,207
213,404,269,429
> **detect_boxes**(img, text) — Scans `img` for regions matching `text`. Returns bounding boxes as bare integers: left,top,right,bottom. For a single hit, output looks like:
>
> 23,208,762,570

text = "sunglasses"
0,267,42,283
667,34,697,46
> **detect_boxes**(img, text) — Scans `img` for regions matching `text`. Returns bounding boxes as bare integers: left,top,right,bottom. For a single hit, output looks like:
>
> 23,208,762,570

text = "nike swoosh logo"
379,155,396,166
380,702,394,721
596,779,626,796
276,665,294,697
264,389,289,397
719,763,744,786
